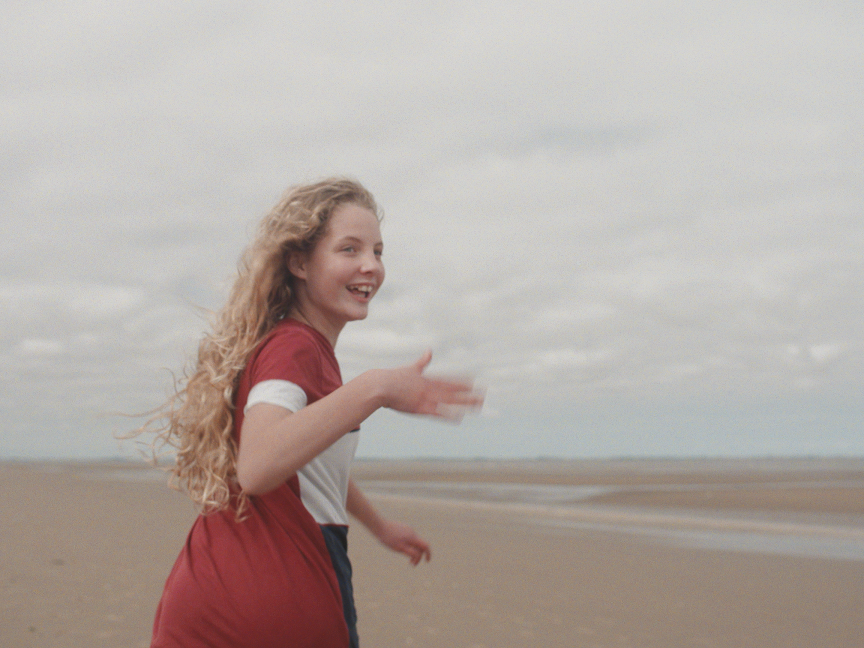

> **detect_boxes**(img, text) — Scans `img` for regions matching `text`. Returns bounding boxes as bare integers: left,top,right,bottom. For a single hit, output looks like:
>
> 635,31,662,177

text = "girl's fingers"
446,388,485,406
432,406,466,422
413,349,433,373
392,352,484,416
432,381,485,406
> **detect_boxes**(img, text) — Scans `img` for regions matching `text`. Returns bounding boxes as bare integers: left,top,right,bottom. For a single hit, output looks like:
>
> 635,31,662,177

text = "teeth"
349,285,372,295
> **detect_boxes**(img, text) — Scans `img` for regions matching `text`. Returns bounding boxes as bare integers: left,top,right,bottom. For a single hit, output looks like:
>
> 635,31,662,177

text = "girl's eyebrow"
336,235,384,247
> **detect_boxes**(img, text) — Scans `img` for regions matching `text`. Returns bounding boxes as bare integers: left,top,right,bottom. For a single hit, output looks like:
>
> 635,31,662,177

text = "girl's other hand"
374,519,431,565
380,350,483,421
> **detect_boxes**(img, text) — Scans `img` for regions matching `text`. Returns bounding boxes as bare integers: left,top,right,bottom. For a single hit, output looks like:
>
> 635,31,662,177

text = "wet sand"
2,458,863,647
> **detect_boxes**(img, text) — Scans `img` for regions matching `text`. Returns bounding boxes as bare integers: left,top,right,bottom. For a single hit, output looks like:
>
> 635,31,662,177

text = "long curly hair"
138,177,379,515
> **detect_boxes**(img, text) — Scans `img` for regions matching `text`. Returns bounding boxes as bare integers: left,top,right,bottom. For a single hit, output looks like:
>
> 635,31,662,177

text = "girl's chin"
340,306,370,323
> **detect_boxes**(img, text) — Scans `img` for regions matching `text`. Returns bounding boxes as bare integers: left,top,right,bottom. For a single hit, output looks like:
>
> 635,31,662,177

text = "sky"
2,0,862,460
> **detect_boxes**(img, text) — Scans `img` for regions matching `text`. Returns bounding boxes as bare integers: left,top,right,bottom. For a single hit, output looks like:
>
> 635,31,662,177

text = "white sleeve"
243,379,308,414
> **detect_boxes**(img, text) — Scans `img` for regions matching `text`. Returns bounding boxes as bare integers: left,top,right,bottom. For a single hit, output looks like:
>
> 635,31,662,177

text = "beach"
3,458,863,647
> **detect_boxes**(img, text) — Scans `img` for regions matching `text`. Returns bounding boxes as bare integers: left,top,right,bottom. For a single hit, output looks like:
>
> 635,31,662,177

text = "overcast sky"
2,0,862,460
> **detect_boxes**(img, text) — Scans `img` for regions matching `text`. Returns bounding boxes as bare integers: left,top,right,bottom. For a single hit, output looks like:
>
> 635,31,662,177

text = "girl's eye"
342,246,356,253
374,249,383,257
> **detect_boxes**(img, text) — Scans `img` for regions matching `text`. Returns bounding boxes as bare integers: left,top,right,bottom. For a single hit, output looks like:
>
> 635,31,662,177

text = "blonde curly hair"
139,177,379,515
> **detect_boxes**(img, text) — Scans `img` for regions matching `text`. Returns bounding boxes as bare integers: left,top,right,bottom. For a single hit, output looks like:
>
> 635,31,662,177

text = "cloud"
0,282,146,326
1,0,862,458
804,343,844,365
13,338,67,357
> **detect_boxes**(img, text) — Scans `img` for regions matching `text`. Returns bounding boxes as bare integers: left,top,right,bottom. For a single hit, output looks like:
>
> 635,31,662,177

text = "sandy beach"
3,458,863,647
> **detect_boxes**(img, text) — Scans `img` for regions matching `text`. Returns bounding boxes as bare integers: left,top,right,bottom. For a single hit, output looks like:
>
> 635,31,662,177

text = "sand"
2,458,863,647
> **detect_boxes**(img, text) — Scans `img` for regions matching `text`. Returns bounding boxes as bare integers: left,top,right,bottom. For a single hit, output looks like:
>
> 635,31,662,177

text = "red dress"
151,320,350,647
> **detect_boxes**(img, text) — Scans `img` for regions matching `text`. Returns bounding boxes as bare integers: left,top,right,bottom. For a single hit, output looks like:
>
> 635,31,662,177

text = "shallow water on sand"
359,478,864,562
60,458,864,562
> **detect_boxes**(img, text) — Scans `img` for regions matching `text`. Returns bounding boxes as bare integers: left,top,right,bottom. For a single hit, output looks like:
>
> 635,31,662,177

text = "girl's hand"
380,350,483,421
374,519,431,566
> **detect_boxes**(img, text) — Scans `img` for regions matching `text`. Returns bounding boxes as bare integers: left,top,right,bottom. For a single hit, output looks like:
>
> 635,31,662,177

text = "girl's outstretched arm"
346,478,431,565
237,351,482,495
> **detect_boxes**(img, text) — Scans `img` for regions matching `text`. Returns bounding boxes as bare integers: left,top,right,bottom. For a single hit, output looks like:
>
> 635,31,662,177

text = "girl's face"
289,202,385,344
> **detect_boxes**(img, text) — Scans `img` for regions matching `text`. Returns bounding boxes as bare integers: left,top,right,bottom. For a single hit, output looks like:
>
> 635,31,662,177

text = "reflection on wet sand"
356,457,864,562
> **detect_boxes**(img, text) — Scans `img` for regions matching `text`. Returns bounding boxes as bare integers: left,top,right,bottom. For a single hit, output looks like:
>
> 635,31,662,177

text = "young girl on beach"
144,178,482,647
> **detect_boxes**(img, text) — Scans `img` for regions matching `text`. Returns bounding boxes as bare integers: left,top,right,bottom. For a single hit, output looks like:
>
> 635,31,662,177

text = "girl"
144,178,482,647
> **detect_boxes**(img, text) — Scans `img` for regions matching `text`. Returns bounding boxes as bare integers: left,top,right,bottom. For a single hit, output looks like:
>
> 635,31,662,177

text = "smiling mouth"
347,285,373,297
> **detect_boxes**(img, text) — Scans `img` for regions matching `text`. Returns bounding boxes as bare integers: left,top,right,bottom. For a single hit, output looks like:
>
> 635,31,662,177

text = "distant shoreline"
4,454,864,465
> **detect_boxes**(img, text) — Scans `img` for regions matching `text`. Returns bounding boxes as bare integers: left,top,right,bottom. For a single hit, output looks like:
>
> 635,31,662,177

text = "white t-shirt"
245,379,359,526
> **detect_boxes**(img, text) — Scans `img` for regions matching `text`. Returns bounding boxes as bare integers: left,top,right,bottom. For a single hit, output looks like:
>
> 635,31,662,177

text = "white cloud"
339,327,434,359
1,0,862,458
0,282,145,324
809,343,844,364
13,338,67,357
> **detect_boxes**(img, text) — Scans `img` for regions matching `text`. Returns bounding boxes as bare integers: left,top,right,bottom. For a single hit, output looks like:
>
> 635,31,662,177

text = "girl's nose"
360,251,383,273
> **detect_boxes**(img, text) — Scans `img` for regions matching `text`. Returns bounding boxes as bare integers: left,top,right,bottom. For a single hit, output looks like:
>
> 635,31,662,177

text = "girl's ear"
287,252,308,280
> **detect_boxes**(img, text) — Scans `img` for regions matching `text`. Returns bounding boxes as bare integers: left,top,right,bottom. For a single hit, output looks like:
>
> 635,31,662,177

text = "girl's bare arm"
346,478,431,565
237,351,481,495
